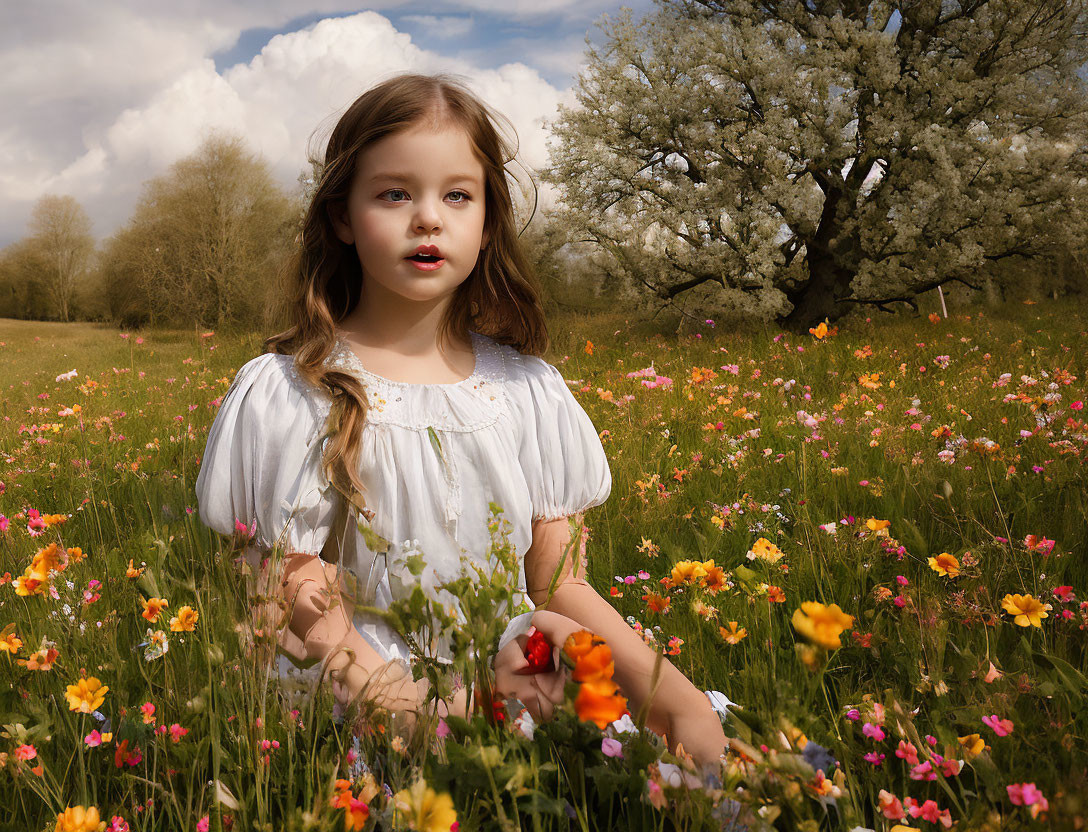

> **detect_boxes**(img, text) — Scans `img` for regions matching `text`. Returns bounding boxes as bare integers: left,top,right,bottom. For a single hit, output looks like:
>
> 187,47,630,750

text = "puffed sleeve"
194,352,341,558
510,354,612,521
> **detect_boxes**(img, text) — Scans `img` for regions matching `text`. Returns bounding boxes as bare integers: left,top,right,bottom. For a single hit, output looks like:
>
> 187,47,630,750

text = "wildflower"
982,714,1014,736
125,560,145,578
958,734,987,758
523,627,556,674
140,702,155,725
861,722,885,742
878,789,906,820
765,584,785,603
670,559,707,585
865,518,890,535
808,321,830,339
906,798,952,827
895,741,919,764
692,599,718,620
1007,782,1049,819
113,739,141,768
142,629,169,661
54,806,107,832
17,640,59,671
983,661,1004,683
14,744,36,761
65,677,108,713
85,730,112,747
641,591,670,614
168,723,189,743
139,597,168,623
601,737,624,758
0,629,23,655
169,605,198,632
392,779,457,832
1000,593,1052,627
791,602,854,650
927,553,960,577
701,564,728,593
1023,535,1056,556
863,751,885,766
719,621,748,644
746,537,785,563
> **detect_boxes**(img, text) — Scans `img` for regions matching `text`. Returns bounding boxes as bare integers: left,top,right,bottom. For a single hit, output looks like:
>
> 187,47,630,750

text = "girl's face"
332,122,490,307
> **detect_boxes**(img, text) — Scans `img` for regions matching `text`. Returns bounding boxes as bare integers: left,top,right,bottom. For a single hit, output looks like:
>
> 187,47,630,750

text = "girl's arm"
523,517,727,769
266,550,471,732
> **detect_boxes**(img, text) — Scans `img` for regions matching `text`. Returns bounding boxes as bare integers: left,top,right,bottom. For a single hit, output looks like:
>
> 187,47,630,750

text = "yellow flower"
65,677,108,713
54,805,106,832
809,321,828,339
1000,593,1052,628
392,779,458,832
169,605,199,632
958,733,987,759
791,602,854,650
670,560,707,585
66,547,86,564
140,597,168,623
927,553,960,577
0,630,23,655
858,372,882,389
865,518,891,535
720,621,747,644
746,537,785,563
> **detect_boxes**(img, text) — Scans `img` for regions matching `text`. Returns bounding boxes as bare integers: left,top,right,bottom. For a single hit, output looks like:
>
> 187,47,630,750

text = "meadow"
0,301,1084,831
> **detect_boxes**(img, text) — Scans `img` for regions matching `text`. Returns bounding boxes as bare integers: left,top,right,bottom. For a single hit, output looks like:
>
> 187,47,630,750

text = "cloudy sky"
0,1,654,247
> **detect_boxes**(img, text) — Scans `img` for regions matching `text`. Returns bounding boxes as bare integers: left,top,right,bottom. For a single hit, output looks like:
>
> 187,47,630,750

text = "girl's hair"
264,72,549,513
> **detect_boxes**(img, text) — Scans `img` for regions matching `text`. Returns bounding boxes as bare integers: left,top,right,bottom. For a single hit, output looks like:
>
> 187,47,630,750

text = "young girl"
194,72,729,768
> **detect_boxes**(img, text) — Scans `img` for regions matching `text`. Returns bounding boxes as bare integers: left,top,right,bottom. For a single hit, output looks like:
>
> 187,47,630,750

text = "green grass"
0,301,1084,830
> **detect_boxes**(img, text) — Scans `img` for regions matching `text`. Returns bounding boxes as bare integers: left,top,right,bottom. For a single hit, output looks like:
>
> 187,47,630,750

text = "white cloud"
0,8,571,244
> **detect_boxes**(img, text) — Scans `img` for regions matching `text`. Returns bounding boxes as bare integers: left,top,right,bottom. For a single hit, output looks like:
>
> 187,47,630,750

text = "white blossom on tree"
543,0,1088,328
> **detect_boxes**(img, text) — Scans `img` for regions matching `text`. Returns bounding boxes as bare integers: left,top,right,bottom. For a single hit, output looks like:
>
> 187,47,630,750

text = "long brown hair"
264,72,549,514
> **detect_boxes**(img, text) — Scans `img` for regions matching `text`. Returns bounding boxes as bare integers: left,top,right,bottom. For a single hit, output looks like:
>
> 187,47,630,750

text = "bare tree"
26,195,95,322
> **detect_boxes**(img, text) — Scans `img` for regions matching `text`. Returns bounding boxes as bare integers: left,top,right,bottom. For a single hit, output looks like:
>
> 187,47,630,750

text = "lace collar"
323,331,511,432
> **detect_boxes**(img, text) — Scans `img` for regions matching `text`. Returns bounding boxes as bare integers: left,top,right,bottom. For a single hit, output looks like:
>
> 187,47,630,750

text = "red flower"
523,627,555,674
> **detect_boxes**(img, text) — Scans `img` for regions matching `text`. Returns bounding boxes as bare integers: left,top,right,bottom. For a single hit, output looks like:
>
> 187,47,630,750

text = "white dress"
193,330,612,677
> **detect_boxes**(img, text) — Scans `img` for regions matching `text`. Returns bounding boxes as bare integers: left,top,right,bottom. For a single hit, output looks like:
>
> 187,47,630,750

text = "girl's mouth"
406,253,445,271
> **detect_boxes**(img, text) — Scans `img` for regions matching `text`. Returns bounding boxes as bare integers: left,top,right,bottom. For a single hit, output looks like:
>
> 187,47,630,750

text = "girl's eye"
379,189,471,203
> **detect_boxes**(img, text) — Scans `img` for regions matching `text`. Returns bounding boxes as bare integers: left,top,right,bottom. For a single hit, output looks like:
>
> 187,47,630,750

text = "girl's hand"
493,610,590,723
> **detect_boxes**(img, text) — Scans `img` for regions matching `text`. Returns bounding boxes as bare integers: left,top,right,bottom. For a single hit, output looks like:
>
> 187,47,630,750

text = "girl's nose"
413,197,442,233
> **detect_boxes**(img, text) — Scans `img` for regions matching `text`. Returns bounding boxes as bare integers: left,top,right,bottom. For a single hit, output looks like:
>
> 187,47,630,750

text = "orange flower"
140,597,168,623
584,340,594,355
563,630,605,663
642,591,671,614
766,585,785,603
0,629,23,655
571,643,615,683
17,645,59,671
670,560,707,585
66,547,86,564
720,621,747,644
126,559,145,579
928,553,960,577
169,605,199,632
574,678,628,730
791,602,854,650
701,565,728,593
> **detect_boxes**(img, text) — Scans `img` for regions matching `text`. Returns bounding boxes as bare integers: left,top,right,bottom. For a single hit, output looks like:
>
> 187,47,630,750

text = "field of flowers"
0,300,1085,831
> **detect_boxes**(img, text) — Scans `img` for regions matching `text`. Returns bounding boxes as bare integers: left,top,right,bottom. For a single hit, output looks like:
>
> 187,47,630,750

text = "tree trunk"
780,250,855,332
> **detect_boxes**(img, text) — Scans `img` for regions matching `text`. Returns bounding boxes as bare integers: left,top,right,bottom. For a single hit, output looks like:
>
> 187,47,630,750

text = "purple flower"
601,737,623,758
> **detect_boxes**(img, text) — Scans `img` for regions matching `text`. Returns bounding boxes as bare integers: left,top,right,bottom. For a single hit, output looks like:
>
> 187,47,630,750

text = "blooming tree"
543,0,1088,329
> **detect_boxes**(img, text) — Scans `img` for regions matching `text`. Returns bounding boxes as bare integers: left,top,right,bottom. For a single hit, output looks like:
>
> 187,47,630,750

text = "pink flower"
1071,400,1083,411
108,817,130,832
601,737,624,758
907,798,952,827
910,761,937,781
863,751,885,766
845,708,860,721
85,730,106,747
14,744,36,761
169,723,189,743
895,740,919,765
878,789,905,819
861,722,885,742
197,817,210,832
436,718,451,739
982,714,1014,736
895,575,909,586
1008,782,1049,817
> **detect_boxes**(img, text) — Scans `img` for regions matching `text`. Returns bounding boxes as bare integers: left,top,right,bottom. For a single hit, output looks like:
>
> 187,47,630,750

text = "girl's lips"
406,256,445,271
